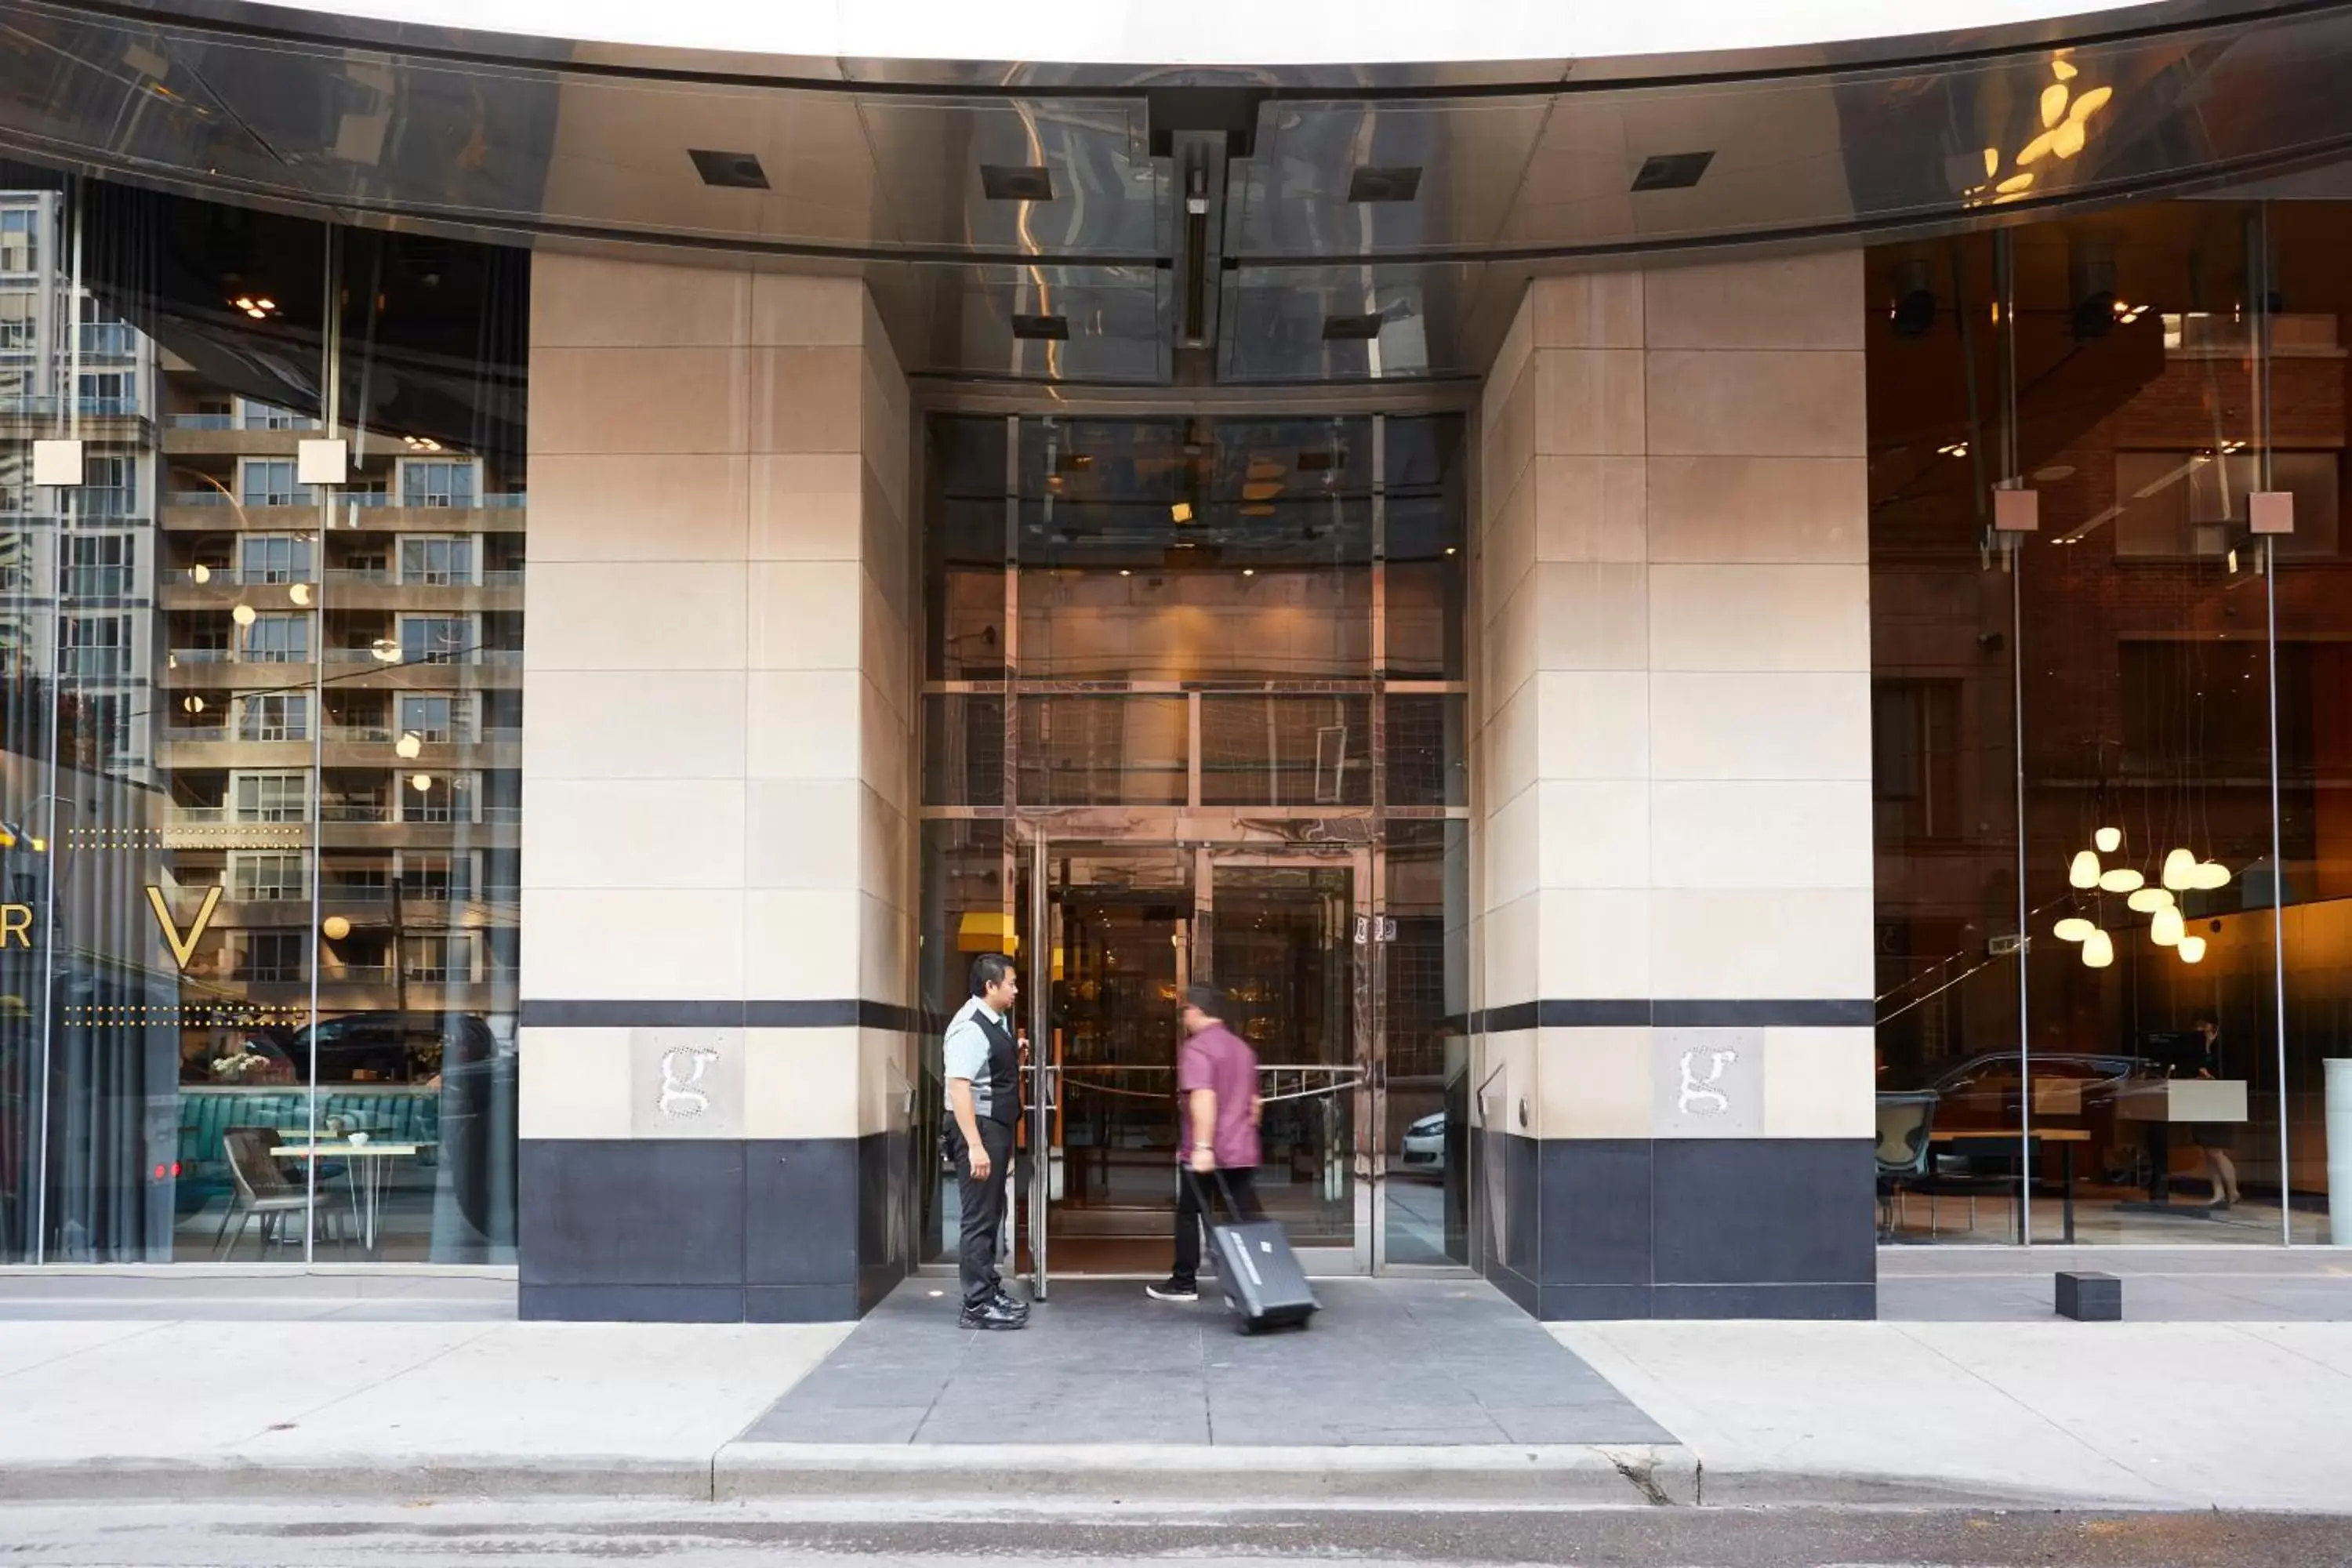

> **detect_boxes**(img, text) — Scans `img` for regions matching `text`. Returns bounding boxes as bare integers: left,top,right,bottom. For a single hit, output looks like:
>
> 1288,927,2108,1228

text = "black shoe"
959,1298,1027,1330
991,1288,1031,1317
1145,1278,1199,1303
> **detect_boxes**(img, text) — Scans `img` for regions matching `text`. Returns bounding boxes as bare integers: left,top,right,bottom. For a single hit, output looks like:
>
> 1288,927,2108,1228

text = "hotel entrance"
916,411,1473,1284
1015,833,1372,1287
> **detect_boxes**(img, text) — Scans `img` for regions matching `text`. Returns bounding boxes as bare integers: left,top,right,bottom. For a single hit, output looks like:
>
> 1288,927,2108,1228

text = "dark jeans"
952,1117,1014,1312
1172,1164,1261,1288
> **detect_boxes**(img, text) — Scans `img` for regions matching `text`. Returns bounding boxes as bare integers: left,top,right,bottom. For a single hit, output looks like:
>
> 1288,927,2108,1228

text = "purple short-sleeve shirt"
1178,1022,1261,1170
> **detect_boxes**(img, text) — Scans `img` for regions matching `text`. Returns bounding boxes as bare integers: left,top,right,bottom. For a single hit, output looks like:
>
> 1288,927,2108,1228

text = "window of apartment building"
399,614,471,665
0,292,34,350
60,532,133,600
60,613,129,678
240,612,310,663
401,771,474,825
231,771,310,822
228,851,307,901
69,691,132,764
236,931,307,982
239,459,313,508
0,207,39,274
77,370,132,415
403,935,473,983
321,782,388,824
77,299,136,358
400,459,477,509
397,693,470,742
1872,680,1962,844
399,534,473,585
239,534,312,584
236,692,309,742
238,399,316,431
397,851,473,901
80,452,137,517
0,532,26,590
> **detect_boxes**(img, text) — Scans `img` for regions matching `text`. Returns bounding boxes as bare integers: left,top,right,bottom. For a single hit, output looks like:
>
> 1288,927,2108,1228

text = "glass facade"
917,414,1473,1280
0,169,524,1264
1870,201,2349,1247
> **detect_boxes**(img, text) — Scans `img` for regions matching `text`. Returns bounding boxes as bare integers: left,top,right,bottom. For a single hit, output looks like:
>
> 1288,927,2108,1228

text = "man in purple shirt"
1147,984,1264,1304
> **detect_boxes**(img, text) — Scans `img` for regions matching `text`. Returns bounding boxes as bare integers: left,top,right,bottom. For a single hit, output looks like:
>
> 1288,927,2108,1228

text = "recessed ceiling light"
688,149,770,190
1323,314,1385,342
1347,166,1423,204
981,165,1055,202
1011,314,1069,341
1631,151,1715,192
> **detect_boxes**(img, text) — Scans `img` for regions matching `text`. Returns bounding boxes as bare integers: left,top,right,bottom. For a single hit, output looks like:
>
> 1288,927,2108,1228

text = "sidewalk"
0,1258,2347,1511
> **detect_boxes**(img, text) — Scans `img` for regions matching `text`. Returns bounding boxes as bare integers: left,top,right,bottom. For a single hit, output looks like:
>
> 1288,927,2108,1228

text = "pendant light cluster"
2055,826,2229,968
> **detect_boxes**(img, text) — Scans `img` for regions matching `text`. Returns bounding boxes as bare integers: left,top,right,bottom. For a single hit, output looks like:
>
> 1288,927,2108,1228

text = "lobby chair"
1874,1092,1938,1240
212,1127,318,1259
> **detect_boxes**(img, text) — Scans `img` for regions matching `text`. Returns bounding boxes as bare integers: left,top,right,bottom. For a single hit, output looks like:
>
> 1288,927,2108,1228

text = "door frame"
1017,816,1384,1298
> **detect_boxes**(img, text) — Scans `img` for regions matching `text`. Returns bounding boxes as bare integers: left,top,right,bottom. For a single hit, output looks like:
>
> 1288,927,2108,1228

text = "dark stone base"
519,1133,911,1323
1479,1134,1877,1322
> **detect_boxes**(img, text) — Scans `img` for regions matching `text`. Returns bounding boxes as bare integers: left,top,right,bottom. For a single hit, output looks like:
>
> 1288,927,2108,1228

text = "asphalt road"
0,1504,2339,1567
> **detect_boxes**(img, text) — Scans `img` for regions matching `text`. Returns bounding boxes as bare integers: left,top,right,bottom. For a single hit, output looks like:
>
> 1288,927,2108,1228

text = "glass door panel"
1203,855,1368,1269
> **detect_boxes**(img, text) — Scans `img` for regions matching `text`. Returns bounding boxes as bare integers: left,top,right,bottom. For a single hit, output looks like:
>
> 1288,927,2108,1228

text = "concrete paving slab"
740,1278,1671,1449
1555,1319,2352,1508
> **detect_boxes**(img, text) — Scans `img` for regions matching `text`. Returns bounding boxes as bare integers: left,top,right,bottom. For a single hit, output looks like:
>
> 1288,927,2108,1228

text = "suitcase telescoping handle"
1179,1162,1241,1215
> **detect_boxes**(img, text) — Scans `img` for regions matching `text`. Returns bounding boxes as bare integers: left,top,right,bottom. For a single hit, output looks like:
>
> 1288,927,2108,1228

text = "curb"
0,1454,713,1504
713,1442,1697,1506
0,1444,1693,1508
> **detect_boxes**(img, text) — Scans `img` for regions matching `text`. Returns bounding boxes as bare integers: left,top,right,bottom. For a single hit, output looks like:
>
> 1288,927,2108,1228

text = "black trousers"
952,1117,1015,1311
1172,1165,1261,1287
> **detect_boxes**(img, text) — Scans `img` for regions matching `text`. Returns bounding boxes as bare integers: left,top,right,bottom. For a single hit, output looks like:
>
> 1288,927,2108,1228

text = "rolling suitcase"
1192,1170,1318,1334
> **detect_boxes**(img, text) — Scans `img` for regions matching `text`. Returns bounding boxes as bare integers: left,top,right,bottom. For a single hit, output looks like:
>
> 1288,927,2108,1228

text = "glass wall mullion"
2255,203,2292,1246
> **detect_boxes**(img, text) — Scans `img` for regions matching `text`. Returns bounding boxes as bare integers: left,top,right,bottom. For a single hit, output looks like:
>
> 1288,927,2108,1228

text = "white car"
1399,1112,1446,1171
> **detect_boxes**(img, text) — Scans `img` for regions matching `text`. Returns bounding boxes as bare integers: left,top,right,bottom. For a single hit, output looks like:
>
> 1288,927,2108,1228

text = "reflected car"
1399,1112,1446,1171
1917,1051,2155,1179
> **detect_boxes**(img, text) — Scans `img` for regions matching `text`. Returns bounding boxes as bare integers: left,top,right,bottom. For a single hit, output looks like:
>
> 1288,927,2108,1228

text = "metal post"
2256,206,2292,1244
1995,229,2034,1245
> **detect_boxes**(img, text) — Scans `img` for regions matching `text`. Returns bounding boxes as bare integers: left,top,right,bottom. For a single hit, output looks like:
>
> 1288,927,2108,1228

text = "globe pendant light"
2151,906,2185,947
2069,851,2102,889
2161,848,2197,891
2053,917,2096,942
2099,867,2145,894
2192,861,2232,891
2179,935,2209,964
2095,826,2122,853
2082,929,2115,968
2127,887,2172,914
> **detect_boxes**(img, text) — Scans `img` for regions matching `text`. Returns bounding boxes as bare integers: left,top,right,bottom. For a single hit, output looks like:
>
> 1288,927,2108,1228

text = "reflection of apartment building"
154,361,524,1023
0,189,160,780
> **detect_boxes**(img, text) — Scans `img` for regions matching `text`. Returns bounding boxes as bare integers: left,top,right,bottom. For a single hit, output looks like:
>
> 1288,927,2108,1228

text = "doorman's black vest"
976,1007,1020,1128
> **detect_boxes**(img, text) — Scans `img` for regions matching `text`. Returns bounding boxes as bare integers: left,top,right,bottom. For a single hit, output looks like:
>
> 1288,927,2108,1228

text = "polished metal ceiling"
2,0,2351,385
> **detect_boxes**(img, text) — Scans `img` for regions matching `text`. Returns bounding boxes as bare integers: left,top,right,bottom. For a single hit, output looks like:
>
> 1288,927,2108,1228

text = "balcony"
158,562,523,611
0,394,151,437
77,324,140,358
162,490,525,530
165,647,523,691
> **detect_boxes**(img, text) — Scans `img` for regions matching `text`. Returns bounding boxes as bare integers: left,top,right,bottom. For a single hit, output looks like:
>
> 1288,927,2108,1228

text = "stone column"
517,254,917,1322
1474,252,1876,1319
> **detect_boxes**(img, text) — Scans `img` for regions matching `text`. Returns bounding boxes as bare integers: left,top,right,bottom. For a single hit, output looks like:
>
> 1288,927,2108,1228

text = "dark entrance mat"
737,1277,1674,1446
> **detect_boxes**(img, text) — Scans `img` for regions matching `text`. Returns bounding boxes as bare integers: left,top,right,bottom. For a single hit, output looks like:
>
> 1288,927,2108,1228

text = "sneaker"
990,1288,1032,1317
1145,1278,1199,1303
959,1298,1028,1330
